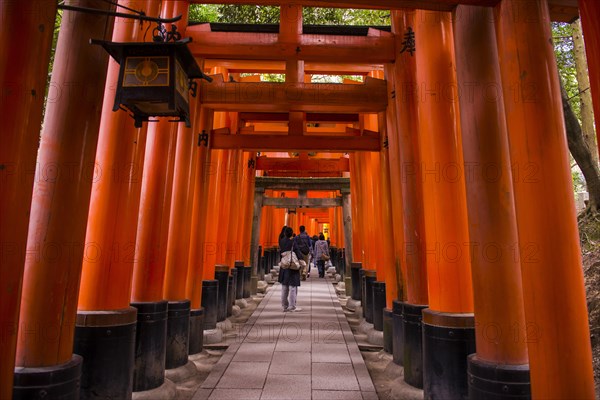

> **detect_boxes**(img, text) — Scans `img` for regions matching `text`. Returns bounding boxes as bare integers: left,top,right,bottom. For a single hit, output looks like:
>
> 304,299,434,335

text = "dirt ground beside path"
361,350,423,400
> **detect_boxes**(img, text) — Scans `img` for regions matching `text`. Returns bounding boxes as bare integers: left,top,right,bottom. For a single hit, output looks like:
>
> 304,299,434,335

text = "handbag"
318,241,330,261
279,243,300,270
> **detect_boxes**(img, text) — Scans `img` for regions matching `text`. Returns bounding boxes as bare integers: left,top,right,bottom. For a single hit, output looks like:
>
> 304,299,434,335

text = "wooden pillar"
280,4,304,83
454,5,531,397
128,0,182,389
164,110,195,302
14,1,115,396
378,112,399,307
251,188,265,282
220,113,242,266
349,155,363,262
579,0,600,160
383,64,408,302
496,0,595,397
391,10,429,307
0,2,56,397
240,153,257,264
131,120,177,303
202,147,225,281
341,189,354,292
74,1,161,398
186,108,213,356
415,9,474,397
203,67,229,280
162,0,194,363
186,108,214,309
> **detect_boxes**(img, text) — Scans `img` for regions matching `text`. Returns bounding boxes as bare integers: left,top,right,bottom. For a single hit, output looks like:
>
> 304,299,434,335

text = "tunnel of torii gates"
2,0,600,398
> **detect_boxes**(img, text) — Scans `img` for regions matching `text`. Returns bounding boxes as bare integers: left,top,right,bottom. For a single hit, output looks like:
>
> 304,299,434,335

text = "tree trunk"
561,81,600,213
571,19,598,166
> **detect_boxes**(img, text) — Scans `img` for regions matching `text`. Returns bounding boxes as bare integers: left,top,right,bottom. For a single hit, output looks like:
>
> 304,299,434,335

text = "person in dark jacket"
295,225,312,281
278,226,303,312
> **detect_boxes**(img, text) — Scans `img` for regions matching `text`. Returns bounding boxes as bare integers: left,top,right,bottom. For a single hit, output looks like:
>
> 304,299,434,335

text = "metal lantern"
92,33,211,128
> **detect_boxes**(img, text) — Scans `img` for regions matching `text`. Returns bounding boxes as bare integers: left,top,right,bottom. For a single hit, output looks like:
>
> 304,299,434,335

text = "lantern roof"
91,37,207,80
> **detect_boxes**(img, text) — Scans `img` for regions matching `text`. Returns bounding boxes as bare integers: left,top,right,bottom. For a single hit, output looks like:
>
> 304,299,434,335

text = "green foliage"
573,167,586,192
553,22,581,119
303,8,389,25
311,75,363,83
188,4,220,23
188,4,390,25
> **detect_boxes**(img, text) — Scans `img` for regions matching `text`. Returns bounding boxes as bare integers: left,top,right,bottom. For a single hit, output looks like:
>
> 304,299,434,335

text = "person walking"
295,225,312,281
314,233,330,278
278,226,303,312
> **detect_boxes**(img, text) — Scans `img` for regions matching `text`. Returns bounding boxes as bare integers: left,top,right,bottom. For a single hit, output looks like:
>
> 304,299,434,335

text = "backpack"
295,234,310,256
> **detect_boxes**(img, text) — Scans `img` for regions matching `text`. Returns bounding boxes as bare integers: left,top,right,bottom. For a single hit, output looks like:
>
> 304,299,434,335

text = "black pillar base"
351,262,362,301
403,303,428,388
363,271,376,323
392,300,404,366
234,261,244,299
422,309,476,399
201,280,218,330
166,300,191,369
13,354,83,400
383,308,393,354
74,307,137,399
131,300,168,392
215,265,229,322
372,281,386,331
468,355,531,400
189,308,205,355
227,275,234,317
243,266,252,298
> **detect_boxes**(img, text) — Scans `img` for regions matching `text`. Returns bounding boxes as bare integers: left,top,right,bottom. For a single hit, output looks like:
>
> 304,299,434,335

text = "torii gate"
250,177,353,287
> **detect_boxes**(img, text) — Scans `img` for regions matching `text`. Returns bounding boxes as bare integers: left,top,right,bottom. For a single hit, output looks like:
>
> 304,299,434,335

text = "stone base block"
132,379,176,400
203,328,224,344
165,360,198,384
216,319,233,332
231,305,241,317
367,329,385,346
359,319,374,334
346,298,361,312
235,299,248,309
257,281,268,293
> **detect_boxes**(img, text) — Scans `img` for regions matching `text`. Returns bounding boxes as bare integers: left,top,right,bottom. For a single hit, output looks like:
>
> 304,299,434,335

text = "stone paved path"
192,273,379,400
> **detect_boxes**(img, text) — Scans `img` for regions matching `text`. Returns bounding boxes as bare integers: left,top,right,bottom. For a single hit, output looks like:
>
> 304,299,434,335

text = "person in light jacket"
313,233,330,278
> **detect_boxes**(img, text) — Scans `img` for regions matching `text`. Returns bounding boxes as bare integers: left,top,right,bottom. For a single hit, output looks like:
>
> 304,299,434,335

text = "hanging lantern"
92,25,211,128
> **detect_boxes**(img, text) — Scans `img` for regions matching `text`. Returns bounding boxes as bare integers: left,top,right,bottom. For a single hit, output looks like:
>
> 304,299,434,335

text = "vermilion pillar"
14,1,115,397
0,2,56,397
240,153,257,264
415,10,475,398
377,113,399,307
496,0,595,397
202,67,229,281
383,65,407,301
186,107,214,309
389,9,430,384
75,1,160,398
349,155,363,262
391,10,428,307
163,0,194,364
454,6,530,398
129,3,181,388
579,0,600,160
186,107,213,356
131,119,177,303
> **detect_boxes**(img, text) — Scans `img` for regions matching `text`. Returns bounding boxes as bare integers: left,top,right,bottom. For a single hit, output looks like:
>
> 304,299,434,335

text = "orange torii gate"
2,0,598,399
